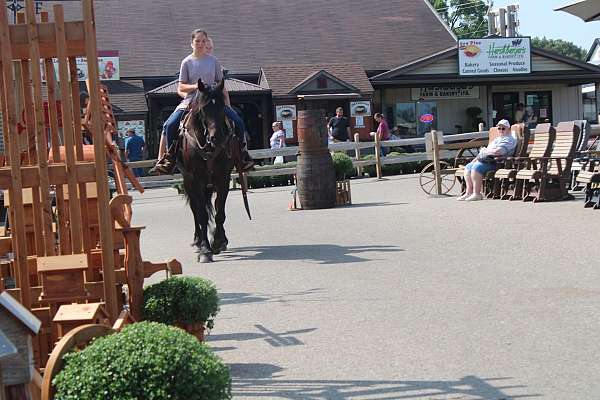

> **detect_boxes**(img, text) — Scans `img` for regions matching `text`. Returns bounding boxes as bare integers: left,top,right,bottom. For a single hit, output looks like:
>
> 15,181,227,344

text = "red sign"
420,114,434,124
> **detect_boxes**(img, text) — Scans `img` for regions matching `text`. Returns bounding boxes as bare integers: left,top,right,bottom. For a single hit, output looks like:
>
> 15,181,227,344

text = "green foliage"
143,276,220,329
429,0,489,39
332,152,355,181
53,322,231,400
531,36,587,61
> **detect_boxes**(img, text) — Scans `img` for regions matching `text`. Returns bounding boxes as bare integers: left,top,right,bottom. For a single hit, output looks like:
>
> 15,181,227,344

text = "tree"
531,37,587,61
429,0,491,39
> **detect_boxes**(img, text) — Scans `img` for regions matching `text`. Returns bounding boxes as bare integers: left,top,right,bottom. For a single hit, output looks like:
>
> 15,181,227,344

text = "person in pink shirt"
373,113,390,156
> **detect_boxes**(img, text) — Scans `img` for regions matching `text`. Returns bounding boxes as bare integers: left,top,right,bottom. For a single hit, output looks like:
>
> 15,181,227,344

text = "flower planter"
335,179,352,206
177,322,205,342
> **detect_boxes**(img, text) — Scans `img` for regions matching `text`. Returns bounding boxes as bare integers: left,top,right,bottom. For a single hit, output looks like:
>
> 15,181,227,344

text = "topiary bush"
332,152,354,181
143,276,219,329
53,322,231,400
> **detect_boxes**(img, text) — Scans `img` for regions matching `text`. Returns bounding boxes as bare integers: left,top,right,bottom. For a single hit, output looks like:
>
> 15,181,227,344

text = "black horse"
177,79,250,263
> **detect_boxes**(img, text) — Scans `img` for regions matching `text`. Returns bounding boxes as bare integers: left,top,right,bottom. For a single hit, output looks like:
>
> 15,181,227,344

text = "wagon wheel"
419,161,457,195
454,139,482,168
42,324,115,400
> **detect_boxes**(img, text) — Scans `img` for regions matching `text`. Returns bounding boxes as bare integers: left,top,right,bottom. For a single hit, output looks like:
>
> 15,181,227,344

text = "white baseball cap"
496,119,510,128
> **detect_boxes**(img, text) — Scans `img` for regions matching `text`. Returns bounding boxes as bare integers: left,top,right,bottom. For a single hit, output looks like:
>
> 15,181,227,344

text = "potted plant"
143,276,220,341
53,322,231,400
332,152,354,205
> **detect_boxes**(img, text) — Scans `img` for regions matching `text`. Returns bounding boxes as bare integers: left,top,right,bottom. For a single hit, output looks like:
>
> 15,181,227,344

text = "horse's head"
189,79,227,146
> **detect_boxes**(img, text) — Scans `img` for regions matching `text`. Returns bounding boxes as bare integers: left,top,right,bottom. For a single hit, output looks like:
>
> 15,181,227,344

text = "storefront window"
492,92,519,126
394,102,438,137
583,85,597,124
525,91,552,128
394,103,417,137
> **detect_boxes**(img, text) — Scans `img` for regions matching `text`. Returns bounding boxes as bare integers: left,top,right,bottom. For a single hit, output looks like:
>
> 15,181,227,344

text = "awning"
297,93,361,100
555,0,600,22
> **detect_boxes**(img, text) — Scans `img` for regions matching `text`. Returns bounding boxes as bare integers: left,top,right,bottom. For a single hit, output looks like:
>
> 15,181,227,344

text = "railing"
116,124,600,189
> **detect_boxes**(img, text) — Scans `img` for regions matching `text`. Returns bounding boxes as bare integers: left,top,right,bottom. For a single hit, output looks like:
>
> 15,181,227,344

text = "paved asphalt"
132,175,600,400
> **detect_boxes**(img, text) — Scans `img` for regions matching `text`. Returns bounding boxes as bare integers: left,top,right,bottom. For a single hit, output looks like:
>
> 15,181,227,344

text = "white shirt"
270,130,286,149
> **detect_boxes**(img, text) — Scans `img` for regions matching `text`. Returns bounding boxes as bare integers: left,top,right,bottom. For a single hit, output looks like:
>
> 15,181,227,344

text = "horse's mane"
188,80,227,142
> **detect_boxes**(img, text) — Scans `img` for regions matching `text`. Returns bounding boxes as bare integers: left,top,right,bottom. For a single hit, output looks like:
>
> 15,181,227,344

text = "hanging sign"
350,101,371,117
276,105,297,121
411,86,479,100
458,37,531,76
42,51,120,82
118,120,145,136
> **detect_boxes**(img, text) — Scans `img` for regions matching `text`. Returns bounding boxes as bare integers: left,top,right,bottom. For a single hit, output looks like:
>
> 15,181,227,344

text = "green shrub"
332,152,354,181
143,276,220,329
53,322,231,400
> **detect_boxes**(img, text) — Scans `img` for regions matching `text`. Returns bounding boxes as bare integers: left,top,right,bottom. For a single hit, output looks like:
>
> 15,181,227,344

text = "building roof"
80,79,147,115
147,77,269,96
55,0,456,77
0,292,41,336
260,63,374,97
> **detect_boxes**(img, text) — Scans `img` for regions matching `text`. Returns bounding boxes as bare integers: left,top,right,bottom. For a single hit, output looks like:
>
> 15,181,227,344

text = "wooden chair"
488,123,532,199
515,121,580,202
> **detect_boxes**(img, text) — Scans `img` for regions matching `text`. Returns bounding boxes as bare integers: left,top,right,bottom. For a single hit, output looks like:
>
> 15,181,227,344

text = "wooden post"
83,0,118,320
54,5,84,254
479,122,484,134
373,130,382,179
431,130,442,195
30,1,54,257
0,0,31,307
353,133,362,177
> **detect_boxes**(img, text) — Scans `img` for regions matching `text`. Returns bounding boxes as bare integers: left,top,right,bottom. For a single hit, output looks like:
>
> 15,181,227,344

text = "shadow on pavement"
207,325,317,347
221,245,404,264
232,374,542,399
220,288,325,306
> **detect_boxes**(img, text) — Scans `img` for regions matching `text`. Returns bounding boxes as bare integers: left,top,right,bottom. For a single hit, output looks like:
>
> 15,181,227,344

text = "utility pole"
488,4,519,37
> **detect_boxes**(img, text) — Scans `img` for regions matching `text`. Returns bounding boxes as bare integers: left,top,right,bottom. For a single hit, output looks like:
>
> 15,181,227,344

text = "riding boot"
149,138,180,175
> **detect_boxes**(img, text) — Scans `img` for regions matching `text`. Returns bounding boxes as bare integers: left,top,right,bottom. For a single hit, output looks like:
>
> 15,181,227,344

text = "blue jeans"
164,109,186,149
163,106,246,148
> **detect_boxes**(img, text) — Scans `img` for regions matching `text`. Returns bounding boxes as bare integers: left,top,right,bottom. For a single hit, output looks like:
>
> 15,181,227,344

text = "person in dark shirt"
124,129,145,177
327,107,351,142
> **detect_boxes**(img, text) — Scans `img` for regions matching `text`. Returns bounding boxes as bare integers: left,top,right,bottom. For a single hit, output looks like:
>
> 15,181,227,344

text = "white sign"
411,86,479,100
350,101,371,117
276,105,296,121
458,37,531,76
283,120,294,138
118,120,145,136
42,53,120,82
355,116,364,128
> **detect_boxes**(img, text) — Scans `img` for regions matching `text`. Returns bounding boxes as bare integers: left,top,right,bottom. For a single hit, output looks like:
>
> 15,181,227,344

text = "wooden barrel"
297,109,328,152
296,110,335,209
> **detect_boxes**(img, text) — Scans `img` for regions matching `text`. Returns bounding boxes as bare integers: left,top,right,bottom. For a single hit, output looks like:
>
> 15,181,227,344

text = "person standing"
124,128,145,177
372,113,390,156
270,121,286,164
327,107,351,142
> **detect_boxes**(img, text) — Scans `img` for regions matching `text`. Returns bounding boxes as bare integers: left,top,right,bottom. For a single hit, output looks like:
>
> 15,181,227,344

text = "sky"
492,0,599,51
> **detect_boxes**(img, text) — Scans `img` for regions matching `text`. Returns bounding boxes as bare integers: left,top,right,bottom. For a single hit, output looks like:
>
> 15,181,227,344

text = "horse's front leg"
196,188,213,263
211,181,230,255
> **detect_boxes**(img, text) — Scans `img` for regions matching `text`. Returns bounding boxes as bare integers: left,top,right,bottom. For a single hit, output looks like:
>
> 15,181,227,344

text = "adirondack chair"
489,123,538,200
515,121,580,202
573,122,600,208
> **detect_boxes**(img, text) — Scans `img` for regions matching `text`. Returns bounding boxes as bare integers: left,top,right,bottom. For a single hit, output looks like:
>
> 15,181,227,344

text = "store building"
371,37,600,137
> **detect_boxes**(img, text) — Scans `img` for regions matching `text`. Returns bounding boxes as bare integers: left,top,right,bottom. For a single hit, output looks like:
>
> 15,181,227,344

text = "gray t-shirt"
177,54,224,110
489,135,518,156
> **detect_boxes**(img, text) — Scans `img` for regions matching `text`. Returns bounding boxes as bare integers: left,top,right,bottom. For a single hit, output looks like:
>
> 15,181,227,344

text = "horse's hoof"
198,253,213,263
211,240,228,255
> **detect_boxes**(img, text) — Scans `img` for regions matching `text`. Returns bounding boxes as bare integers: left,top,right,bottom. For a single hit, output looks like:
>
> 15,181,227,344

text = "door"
492,92,519,126
525,91,552,128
